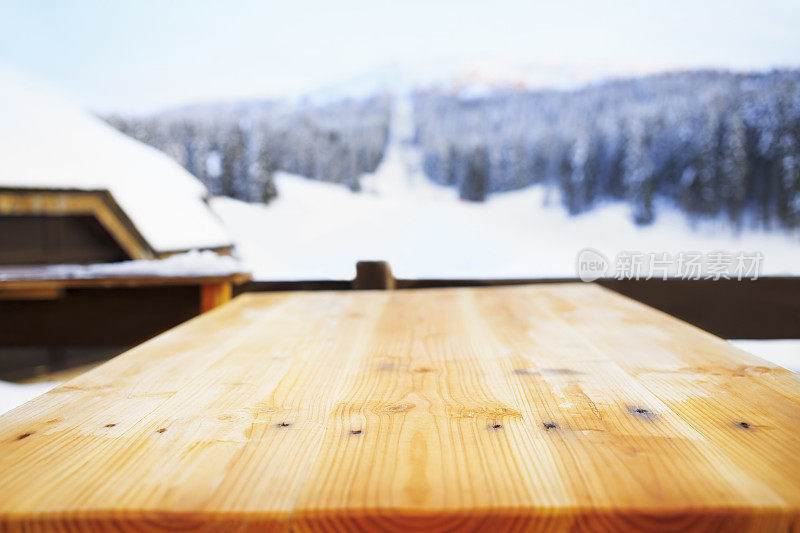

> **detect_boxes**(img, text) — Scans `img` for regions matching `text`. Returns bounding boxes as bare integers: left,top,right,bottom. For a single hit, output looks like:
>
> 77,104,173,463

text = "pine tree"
719,110,749,226
460,146,489,202
680,110,719,216
778,131,800,227
623,121,656,225
219,124,249,200
256,139,278,203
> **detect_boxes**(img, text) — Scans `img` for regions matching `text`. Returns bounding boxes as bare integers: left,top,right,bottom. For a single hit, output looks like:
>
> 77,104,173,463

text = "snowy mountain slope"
211,96,800,280
212,174,800,280
0,64,231,253
113,66,800,241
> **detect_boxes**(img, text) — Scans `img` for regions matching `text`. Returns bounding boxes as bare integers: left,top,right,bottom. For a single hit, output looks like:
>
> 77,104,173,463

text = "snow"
0,63,231,253
729,340,800,374
211,95,800,281
213,177,800,280
0,381,58,416
0,250,245,282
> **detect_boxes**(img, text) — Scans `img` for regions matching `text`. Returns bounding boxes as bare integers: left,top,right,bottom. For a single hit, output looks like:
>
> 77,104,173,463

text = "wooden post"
200,282,232,313
353,261,395,290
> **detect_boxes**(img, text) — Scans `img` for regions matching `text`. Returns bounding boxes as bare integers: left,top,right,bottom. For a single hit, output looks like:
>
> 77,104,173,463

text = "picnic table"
1,284,799,531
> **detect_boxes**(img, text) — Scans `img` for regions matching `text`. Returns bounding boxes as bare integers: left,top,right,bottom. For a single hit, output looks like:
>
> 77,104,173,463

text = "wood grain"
1,284,799,532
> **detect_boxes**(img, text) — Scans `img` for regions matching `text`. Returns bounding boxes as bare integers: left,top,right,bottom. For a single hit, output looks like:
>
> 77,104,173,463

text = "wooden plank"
239,276,800,339
0,284,799,531
0,286,64,300
0,286,201,347
397,277,800,339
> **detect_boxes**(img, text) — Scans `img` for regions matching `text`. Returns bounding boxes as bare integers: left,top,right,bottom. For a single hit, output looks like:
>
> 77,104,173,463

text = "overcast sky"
2,0,799,113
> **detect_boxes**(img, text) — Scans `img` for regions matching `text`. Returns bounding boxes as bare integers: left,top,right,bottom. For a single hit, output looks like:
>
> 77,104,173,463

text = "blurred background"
0,0,799,405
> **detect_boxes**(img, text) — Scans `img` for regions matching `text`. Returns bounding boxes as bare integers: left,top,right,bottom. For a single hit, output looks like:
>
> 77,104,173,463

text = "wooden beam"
0,286,201,346
1,285,799,531
0,188,155,260
0,286,64,300
0,188,236,260
199,281,232,313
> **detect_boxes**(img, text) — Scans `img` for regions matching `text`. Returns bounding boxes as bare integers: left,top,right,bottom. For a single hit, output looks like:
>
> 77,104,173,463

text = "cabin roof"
0,64,232,254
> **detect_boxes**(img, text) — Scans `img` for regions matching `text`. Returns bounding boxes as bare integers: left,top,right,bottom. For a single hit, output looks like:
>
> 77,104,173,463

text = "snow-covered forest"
416,70,800,228
106,69,800,230
106,96,391,202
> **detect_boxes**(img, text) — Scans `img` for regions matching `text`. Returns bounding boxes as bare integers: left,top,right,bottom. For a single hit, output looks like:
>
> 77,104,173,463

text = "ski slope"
212,96,800,281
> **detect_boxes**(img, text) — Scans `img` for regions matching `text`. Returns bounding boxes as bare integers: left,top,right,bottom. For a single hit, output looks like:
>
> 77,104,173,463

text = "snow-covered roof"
0,64,232,254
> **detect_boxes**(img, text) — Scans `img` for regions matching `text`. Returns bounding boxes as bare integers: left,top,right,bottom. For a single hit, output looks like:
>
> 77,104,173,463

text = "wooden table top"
1,284,799,532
